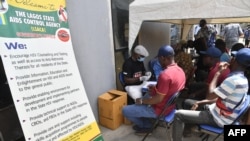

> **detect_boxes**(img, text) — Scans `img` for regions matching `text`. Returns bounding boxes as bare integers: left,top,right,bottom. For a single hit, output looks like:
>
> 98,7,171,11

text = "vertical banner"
0,1,103,141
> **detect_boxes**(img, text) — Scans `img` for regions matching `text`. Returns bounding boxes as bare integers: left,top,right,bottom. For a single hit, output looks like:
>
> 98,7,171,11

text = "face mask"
137,57,145,62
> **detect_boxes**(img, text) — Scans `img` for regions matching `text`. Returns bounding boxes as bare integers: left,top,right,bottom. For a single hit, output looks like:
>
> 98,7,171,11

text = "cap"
134,45,149,57
231,48,250,67
157,45,175,57
200,47,222,58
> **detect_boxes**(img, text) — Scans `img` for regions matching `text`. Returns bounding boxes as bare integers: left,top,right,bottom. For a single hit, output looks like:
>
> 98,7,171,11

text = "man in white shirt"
220,23,243,51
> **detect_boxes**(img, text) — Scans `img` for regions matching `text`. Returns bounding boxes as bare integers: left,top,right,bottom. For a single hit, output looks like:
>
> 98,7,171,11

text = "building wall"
66,0,116,120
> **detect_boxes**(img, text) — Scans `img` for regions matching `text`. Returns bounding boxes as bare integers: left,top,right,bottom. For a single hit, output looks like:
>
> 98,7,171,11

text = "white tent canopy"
129,0,250,50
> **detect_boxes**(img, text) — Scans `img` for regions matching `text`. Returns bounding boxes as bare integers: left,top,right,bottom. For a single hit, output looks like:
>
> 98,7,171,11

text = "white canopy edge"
129,0,250,50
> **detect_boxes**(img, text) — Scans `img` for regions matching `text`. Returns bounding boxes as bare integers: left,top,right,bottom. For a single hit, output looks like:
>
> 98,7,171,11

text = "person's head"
173,40,187,53
179,40,187,50
231,43,244,55
132,45,149,62
157,45,175,69
200,47,222,67
199,19,207,28
193,37,207,53
230,48,250,71
215,39,227,53
187,40,194,48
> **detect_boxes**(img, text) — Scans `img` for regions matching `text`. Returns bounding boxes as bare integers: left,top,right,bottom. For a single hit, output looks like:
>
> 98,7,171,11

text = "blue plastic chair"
119,72,125,88
142,91,180,141
199,95,250,141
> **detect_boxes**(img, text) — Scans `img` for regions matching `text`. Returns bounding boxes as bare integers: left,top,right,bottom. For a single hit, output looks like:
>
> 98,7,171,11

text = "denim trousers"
122,104,157,128
172,109,218,141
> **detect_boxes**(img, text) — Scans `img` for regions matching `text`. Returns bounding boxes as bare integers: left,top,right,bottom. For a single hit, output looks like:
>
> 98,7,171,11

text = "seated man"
122,45,149,86
122,45,186,135
215,39,231,63
172,48,250,141
183,47,230,110
193,37,209,82
122,45,150,104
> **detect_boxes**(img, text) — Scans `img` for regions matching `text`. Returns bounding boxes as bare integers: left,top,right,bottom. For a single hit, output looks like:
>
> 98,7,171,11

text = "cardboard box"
98,89,127,130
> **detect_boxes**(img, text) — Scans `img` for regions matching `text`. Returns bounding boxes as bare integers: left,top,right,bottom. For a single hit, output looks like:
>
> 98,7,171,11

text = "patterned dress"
175,51,194,85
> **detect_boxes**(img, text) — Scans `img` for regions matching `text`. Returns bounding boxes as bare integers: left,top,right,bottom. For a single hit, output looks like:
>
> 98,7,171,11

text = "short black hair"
231,43,244,52
199,19,207,27
187,40,194,48
215,39,226,52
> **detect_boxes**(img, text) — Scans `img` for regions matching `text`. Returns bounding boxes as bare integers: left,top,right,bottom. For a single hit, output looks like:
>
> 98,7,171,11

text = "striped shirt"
209,71,249,127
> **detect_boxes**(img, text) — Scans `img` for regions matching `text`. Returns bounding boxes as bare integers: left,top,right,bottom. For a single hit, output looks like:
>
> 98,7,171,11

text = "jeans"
172,109,218,141
122,93,158,128
122,104,157,128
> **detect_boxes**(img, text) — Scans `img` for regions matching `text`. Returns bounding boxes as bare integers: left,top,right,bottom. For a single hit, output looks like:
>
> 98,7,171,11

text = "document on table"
141,81,157,92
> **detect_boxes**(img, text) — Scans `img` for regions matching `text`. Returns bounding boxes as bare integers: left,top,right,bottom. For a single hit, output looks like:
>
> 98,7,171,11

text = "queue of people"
120,19,250,139
173,48,250,141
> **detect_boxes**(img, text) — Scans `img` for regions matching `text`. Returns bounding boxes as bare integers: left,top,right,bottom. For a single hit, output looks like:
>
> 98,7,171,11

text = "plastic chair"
199,95,250,141
148,58,162,81
119,72,125,88
142,91,180,141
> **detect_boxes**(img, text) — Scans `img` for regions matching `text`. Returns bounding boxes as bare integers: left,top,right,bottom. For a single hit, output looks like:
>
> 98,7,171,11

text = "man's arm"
122,61,142,84
238,25,244,37
135,86,165,105
124,76,141,84
191,63,230,110
207,62,229,100
191,98,217,110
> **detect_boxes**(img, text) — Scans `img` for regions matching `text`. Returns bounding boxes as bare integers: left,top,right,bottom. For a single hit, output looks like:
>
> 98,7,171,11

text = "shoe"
134,128,152,136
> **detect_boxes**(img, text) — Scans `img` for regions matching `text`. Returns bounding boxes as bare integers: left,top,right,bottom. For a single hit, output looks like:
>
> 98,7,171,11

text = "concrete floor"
99,123,224,141
97,94,225,141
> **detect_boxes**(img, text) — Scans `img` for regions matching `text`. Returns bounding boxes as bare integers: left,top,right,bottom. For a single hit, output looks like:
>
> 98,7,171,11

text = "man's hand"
218,62,229,74
145,71,152,77
135,98,143,105
147,84,155,93
191,102,199,110
139,75,151,81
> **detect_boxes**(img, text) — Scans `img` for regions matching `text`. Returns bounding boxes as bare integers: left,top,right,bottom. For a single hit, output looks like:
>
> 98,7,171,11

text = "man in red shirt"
181,47,230,137
122,45,186,135
183,47,230,110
